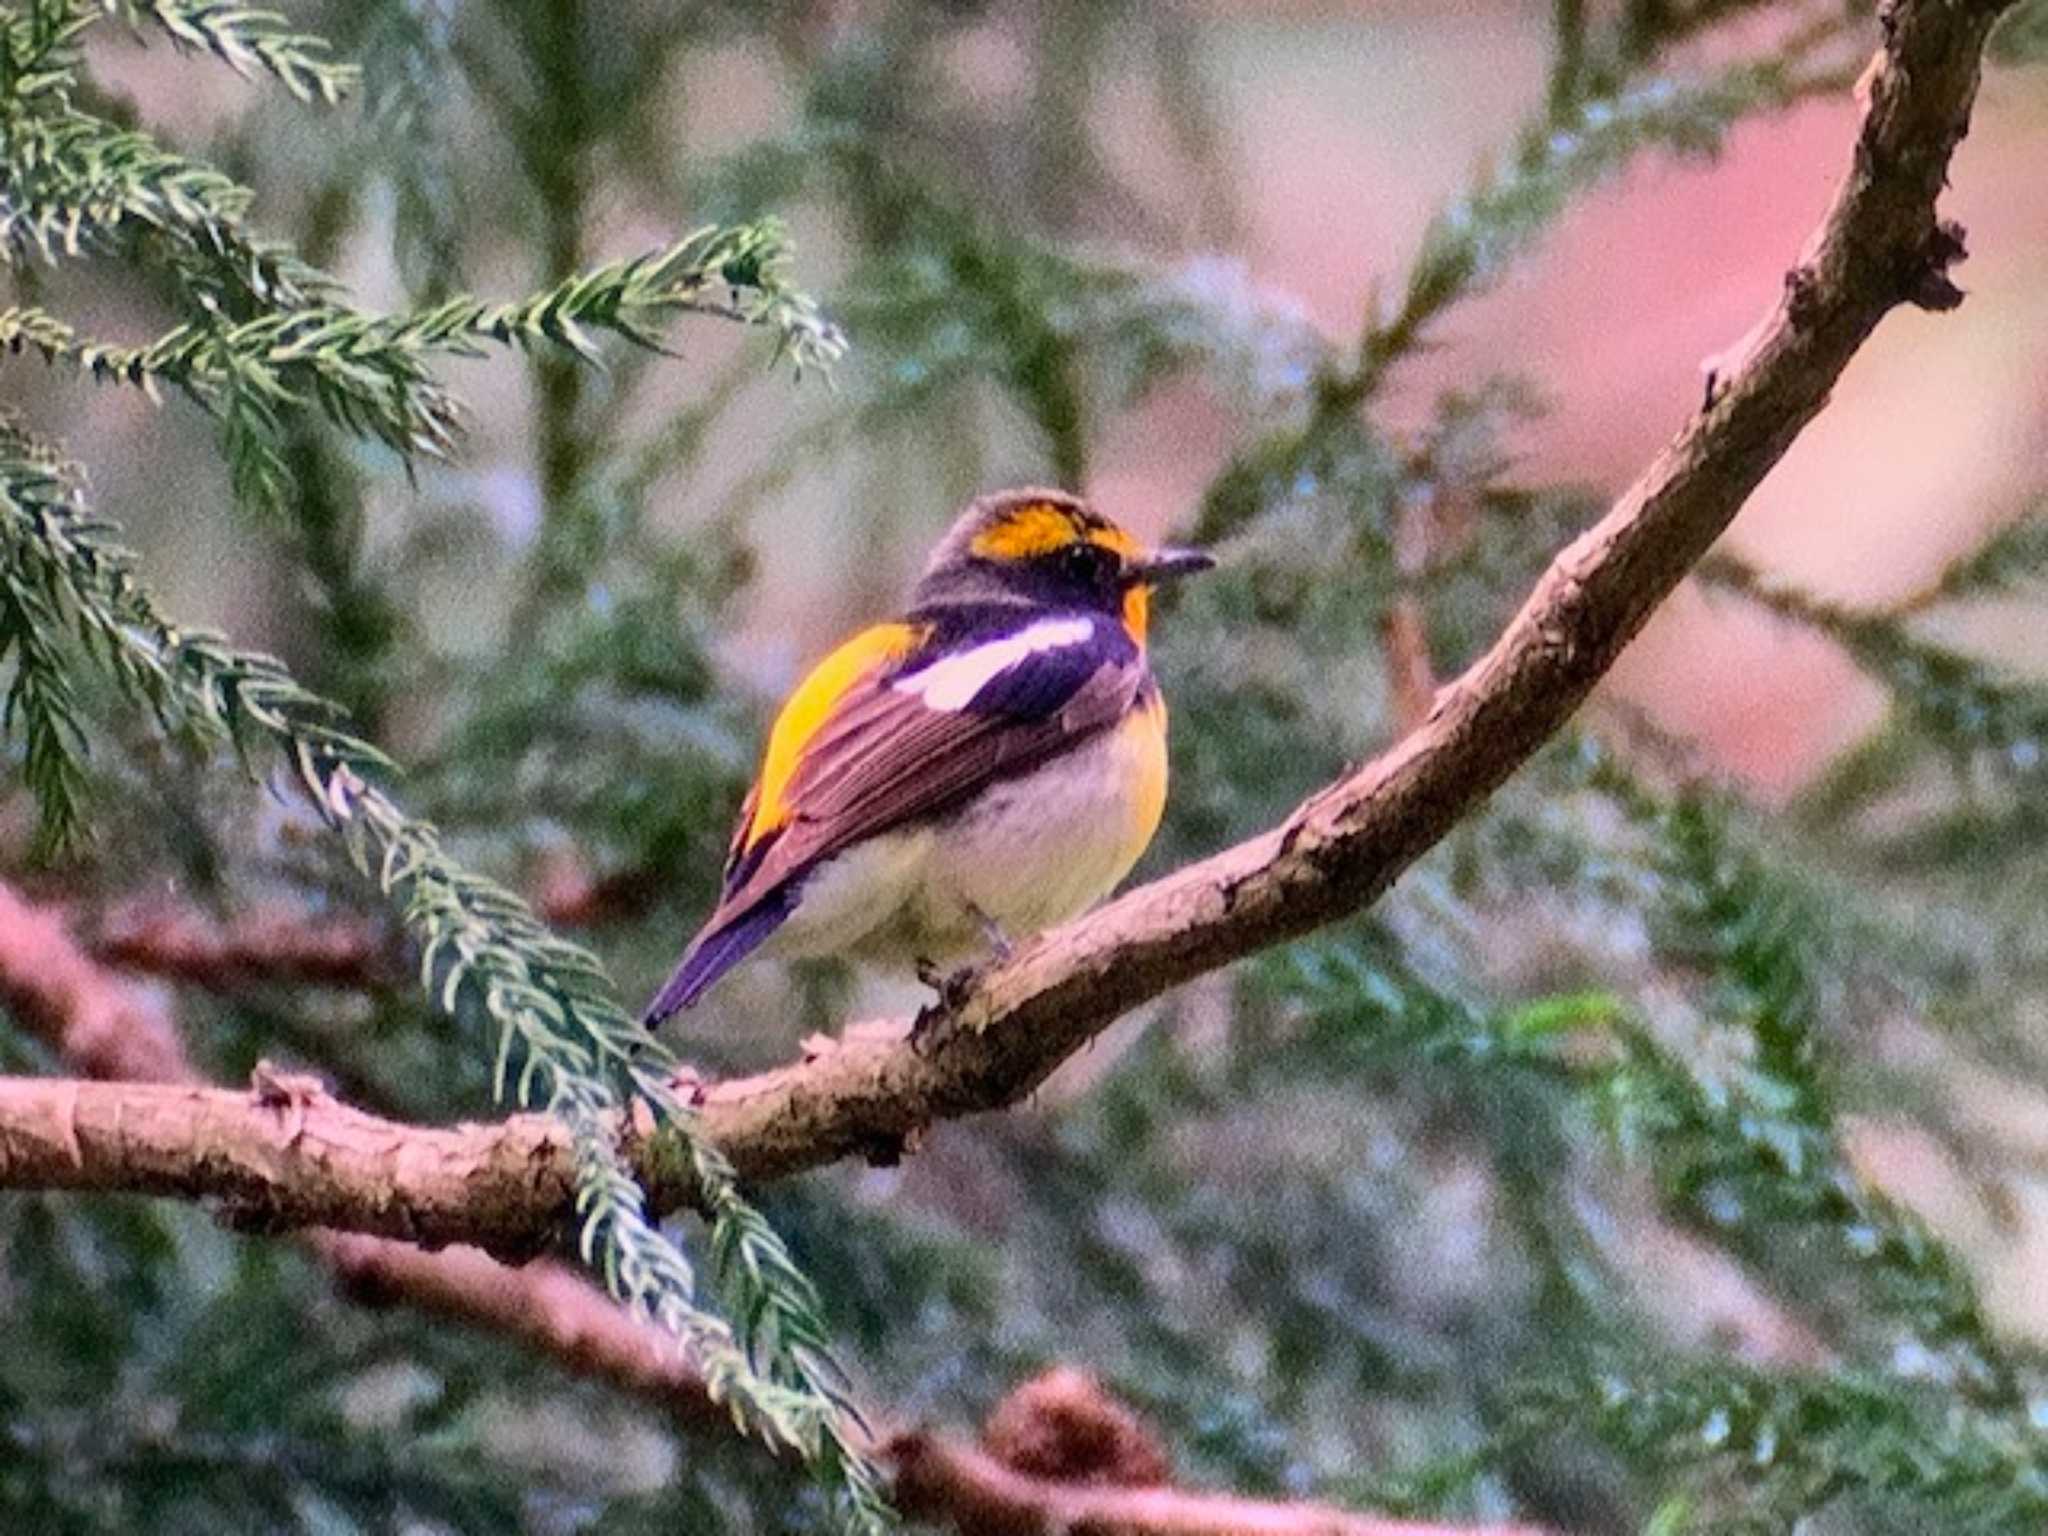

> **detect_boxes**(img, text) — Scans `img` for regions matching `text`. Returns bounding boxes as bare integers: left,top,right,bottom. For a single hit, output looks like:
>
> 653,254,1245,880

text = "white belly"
764,707,1167,970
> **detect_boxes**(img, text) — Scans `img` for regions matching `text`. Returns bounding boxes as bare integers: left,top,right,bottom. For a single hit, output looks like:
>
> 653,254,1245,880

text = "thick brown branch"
0,0,2013,1253
0,881,721,1423
0,1073,581,1251
687,0,2012,1182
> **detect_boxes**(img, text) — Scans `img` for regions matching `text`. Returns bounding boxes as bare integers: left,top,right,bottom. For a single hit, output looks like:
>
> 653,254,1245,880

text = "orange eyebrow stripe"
1088,524,1139,559
969,502,1083,560
744,621,925,851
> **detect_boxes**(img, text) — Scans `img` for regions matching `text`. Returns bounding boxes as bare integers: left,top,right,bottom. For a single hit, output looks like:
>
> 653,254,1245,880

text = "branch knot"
1906,218,1969,311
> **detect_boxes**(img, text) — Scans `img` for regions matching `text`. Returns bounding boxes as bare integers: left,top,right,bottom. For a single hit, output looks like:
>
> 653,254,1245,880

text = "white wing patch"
892,616,1096,712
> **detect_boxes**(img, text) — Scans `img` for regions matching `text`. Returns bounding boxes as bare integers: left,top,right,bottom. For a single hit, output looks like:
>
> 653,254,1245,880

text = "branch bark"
889,1437,1547,1536
886,1368,1553,1536
0,0,2014,1252
0,881,721,1425
0,889,1548,1532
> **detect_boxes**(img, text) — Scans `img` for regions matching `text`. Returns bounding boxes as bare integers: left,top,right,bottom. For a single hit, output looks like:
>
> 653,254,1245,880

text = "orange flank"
1118,687,1169,867
742,621,924,851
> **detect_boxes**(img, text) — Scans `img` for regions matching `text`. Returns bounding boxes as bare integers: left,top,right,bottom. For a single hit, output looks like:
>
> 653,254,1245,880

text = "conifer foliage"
3,2,2048,1534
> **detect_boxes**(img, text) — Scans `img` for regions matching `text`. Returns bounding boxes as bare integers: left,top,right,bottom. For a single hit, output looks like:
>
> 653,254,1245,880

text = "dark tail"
641,891,794,1024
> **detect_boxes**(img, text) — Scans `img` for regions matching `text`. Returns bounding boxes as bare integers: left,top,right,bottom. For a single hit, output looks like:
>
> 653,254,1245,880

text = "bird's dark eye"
1060,541,1110,585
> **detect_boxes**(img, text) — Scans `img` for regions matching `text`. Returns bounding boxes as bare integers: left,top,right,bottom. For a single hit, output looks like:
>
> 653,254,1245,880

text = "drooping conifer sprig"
98,0,359,104
0,441,893,1533
1,16,840,515
0,523,93,857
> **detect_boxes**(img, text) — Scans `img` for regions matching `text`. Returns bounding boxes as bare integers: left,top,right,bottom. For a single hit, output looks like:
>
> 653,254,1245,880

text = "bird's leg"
910,962,954,1057
912,907,1017,1052
969,904,1015,965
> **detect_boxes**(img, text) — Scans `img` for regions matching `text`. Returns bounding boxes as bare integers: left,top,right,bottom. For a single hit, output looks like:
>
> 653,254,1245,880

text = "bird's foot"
912,956,984,1055
915,955,983,1011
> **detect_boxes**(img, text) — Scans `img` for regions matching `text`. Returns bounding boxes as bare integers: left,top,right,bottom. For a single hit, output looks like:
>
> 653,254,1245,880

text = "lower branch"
313,1232,724,1429
1,884,1540,1532
0,879,718,1420
887,1369,1552,1536
85,898,397,990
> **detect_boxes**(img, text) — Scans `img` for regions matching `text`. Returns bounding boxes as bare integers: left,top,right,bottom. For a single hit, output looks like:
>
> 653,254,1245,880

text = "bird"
641,486,1213,1023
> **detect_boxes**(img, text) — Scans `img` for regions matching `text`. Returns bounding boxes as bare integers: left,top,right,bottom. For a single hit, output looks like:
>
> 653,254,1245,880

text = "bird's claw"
916,957,982,1011
911,956,984,1055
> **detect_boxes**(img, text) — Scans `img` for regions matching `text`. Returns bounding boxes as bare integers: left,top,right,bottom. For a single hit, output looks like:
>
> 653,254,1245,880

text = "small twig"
1384,479,1443,736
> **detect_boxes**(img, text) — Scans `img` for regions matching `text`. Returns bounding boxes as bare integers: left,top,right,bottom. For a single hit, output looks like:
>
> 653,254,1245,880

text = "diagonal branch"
673,0,2012,1178
0,0,2016,1252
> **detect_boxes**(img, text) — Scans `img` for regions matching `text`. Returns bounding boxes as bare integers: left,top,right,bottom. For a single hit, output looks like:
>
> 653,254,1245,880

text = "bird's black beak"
1125,546,1216,588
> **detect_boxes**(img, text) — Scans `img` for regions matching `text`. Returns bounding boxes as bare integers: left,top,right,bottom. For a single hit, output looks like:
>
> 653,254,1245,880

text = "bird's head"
913,487,1214,643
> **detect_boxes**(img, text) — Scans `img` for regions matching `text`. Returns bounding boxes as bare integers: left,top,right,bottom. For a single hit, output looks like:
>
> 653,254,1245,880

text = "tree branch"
83,898,398,990
886,1368,1552,1536
0,0,2013,1255
888,1438,1547,1536
0,884,1547,1531
673,0,2013,1180
0,880,722,1425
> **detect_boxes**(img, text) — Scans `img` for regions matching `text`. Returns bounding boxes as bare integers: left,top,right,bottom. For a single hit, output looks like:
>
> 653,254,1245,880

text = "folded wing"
644,611,1141,1018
